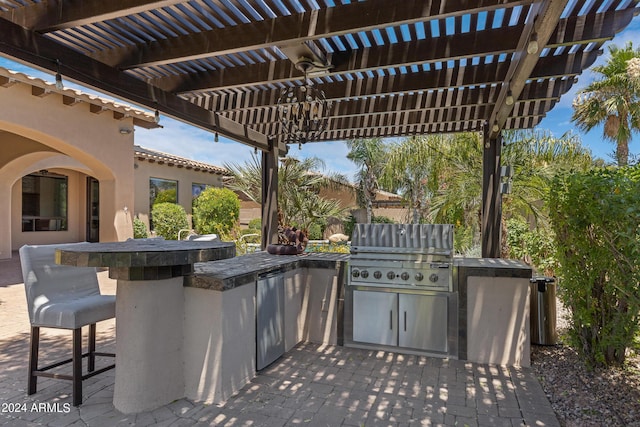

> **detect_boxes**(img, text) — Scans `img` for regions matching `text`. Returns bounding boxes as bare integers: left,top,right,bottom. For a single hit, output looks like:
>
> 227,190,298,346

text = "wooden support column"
261,139,279,250
481,126,503,258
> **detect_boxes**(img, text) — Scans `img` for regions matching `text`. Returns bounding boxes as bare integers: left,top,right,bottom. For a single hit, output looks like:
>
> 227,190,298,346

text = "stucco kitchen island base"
185,252,348,405
456,258,533,367
114,277,185,413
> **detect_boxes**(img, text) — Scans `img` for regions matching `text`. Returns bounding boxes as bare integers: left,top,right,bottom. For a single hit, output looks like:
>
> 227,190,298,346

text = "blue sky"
1,15,639,181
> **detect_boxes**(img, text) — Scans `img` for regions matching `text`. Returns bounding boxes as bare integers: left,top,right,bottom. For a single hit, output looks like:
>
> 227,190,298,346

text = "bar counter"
56,239,236,413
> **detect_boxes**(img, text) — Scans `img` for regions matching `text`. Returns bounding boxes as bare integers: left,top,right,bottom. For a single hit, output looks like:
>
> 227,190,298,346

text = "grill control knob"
429,273,439,283
387,271,396,280
360,270,369,279
400,272,410,281
373,271,382,279
415,272,424,281
352,269,360,278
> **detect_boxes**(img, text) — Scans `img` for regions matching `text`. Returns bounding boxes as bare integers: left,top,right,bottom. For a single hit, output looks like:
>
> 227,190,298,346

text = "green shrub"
153,189,177,205
342,214,394,238
192,187,240,236
248,218,262,231
343,214,357,239
151,203,189,240
506,217,557,275
306,222,323,240
133,217,148,239
242,218,262,244
549,166,640,367
372,215,395,224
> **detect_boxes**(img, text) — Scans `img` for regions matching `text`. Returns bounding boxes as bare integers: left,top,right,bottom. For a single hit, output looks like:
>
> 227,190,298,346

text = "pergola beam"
488,0,570,138
155,8,631,94
0,16,269,150
88,0,534,68
160,26,524,93
195,51,582,113
0,0,186,31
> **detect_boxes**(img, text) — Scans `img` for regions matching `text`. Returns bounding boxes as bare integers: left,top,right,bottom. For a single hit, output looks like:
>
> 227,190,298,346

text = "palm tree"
501,129,593,225
428,132,483,250
428,130,593,253
572,41,640,166
345,138,387,223
381,135,446,223
224,154,347,234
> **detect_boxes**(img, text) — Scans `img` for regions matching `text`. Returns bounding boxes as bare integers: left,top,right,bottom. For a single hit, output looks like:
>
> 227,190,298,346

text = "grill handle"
389,310,393,330
404,311,407,331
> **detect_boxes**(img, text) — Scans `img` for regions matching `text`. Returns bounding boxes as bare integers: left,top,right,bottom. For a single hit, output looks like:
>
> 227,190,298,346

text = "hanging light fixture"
276,58,332,146
55,60,64,90
505,90,514,106
527,32,539,55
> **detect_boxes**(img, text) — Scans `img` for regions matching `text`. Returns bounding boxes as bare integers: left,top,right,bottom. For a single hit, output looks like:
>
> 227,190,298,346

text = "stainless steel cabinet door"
256,273,285,370
399,294,448,353
352,290,397,346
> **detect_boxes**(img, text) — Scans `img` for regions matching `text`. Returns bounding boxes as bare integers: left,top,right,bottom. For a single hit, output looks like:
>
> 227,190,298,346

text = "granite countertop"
187,252,349,291
455,257,532,278
56,239,237,281
56,239,236,268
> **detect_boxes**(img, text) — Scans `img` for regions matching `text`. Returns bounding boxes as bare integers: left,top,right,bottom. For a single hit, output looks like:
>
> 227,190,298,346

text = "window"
22,172,68,232
149,178,178,208
192,183,209,199
192,183,210,209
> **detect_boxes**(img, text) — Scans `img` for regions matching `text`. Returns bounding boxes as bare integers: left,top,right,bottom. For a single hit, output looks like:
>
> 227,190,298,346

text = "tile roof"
0,66,160,129
134,145,228,175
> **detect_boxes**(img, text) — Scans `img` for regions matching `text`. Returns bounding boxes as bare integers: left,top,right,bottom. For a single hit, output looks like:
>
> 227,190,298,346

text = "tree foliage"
345,138,387,223
428,132,483,251
549,166,640,367
151,203,189,240
380,135,445,223
224,154,347,234
192,187,240,236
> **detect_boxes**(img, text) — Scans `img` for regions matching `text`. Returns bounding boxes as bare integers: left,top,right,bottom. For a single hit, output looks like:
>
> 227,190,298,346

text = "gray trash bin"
529,277,557,345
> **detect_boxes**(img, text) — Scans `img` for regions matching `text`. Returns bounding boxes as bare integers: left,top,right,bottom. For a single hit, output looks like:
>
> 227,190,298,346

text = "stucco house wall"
0,67,157,258
133,146,226,230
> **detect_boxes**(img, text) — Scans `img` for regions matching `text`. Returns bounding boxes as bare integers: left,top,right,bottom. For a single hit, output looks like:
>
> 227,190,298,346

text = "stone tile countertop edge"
185,252,350,291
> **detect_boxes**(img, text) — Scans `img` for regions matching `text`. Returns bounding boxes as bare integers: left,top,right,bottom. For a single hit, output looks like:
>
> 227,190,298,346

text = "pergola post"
481,126,503,258
261,139,279,250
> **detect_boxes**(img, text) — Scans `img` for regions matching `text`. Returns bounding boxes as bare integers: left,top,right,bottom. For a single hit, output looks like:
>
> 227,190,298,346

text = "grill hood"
350,224,453,256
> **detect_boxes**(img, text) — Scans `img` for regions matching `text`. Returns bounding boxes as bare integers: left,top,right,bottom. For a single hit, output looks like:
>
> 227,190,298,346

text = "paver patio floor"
0,252,560,426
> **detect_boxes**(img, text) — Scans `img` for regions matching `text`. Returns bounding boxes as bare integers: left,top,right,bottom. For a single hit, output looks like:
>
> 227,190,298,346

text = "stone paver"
0,252,560,426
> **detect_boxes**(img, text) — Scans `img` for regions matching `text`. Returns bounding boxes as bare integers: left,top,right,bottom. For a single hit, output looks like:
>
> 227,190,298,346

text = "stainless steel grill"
345,223,458,358
349,224,454,292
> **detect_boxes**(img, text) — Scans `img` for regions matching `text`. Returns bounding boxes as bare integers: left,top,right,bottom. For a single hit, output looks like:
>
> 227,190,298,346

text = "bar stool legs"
26,324,114,406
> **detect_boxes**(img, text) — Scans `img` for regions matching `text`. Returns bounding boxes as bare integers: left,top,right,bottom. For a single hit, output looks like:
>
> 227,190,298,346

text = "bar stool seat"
19,243,116,406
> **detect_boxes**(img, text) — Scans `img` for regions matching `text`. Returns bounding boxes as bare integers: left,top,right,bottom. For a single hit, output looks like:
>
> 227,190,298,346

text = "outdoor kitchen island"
59,240,531,412
189,245,533,411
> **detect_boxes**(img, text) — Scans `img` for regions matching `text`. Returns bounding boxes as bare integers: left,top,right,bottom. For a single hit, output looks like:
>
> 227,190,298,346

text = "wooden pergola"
1,0,638,256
